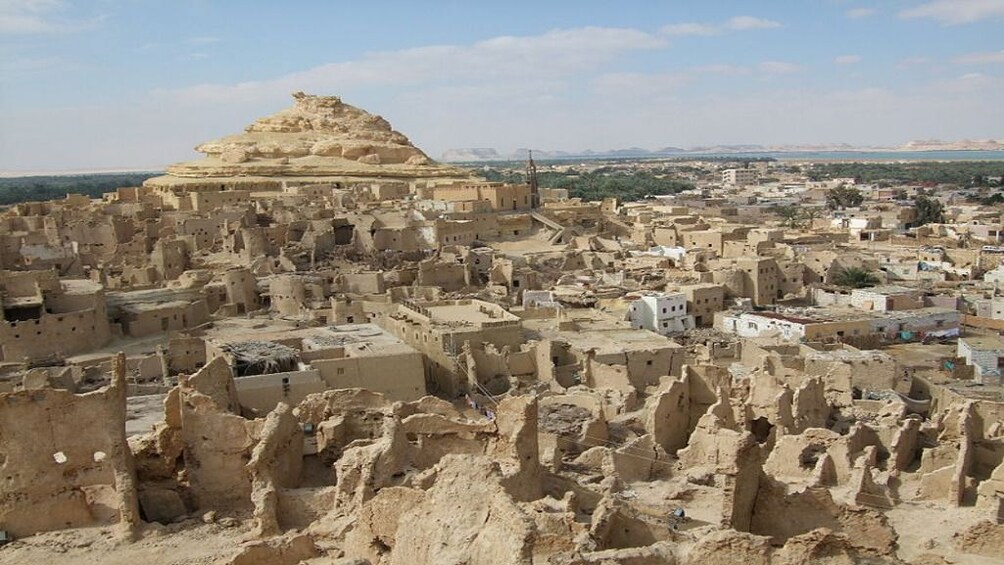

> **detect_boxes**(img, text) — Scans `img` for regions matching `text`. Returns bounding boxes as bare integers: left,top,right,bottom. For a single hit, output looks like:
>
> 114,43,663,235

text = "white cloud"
5,71,1002,171
758,61,802,74
0,0,102,34
846,7,877,18
660,15,780,37
660,22,719,36
898,56,933,69
725,16,782,30
900,0,1004,24
954,50,1004,64
0,54,62,74
591,72,691,97
929,72,996,93
834,55,862,65
4,22,1002,172
156,26,667,106
693,64,751,76
186,36,222,45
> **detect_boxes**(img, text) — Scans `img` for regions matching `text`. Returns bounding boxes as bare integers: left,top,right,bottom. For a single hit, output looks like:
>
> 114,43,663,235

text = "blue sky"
1,0,1003,171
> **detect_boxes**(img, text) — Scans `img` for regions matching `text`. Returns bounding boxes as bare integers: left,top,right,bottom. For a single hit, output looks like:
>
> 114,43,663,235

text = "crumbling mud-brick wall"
179,389,262,512
0,353,139,538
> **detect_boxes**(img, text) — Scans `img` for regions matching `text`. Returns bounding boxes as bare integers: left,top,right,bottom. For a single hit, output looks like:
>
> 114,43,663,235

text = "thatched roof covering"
222,340,300,377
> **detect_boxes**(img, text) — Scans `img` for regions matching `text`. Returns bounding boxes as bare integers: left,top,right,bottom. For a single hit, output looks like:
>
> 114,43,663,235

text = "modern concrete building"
716,306,960,343
628,292,695,335
721,168,758,186
958,336,1004,385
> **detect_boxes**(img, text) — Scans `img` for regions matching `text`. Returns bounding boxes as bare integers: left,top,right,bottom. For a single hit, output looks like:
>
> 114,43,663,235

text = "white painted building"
850,286,923,312
958,336,1004,385
975,297,1004,321
629,293,694,335
984,265,1004,285
635,246,687,263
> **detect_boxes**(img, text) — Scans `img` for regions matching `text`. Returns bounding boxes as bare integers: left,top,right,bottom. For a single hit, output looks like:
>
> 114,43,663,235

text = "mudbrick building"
0,93,1002,565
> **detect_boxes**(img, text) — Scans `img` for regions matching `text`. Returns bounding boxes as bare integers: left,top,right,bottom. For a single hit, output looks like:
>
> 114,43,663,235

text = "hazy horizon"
2,0,1003,172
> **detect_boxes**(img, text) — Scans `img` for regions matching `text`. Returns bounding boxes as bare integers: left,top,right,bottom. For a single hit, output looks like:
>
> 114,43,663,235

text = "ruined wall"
0,354,138,537
169,336,207,374
121,300,209,337
233,370,327,415
151,238,189,281
391,455,535,565
417,259,468,292
270,276,308,317
221,268,259,313
0,306,111,362
312,351,426,402
803,350,897,392
180,391,261,511
338,271,385,295
750,478,897,553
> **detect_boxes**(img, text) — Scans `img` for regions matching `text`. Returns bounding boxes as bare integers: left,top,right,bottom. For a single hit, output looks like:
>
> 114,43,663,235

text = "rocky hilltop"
147,92,471,188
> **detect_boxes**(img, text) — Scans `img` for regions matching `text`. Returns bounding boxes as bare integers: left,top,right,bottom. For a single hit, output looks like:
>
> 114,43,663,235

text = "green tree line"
807,162,1004,186
482,169,695,202
0,173,160,206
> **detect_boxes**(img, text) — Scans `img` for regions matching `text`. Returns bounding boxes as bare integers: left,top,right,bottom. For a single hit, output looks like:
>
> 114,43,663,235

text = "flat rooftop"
527,310,683,356
60,279,104,295
742,306,959,324
854,285,919,295
205,321,416,356
426,303,511,324
107,288,202,312
960,336,1004,350
554,328,683,356
400,299,521,327
120,300,193,314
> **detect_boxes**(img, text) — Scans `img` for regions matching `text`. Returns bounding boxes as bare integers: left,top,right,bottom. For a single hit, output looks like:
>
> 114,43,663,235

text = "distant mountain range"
440,139,1004,162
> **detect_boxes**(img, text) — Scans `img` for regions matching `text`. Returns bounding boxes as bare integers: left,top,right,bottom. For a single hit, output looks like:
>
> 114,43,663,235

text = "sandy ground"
126,393,167,437
884,341,1004,401
490,236,566,258
0,521,254,565
885,501,1002,565
66,333,173,365
2,479,1000,564
624,479,723,534
883,342,957,382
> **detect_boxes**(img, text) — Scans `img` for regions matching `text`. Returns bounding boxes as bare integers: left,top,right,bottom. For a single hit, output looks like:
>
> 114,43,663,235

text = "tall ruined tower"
526,150,539,208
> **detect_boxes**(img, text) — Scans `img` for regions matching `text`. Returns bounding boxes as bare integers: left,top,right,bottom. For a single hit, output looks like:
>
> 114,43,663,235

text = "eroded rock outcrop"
146,92,471,188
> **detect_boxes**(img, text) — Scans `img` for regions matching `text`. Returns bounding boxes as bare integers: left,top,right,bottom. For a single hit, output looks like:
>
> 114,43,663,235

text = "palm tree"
774,205,801,228
914,195,945,226
832,266,879,289
801,207,822,226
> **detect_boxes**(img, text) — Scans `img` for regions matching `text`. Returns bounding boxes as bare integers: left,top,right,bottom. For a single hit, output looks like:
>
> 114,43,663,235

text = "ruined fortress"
0,93,1002,565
